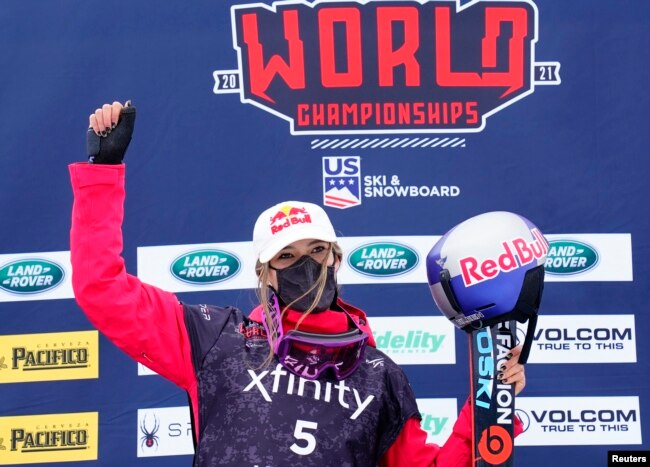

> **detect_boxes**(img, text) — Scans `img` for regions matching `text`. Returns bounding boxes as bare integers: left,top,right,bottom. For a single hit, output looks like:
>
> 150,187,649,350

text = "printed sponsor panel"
340,234,632,283
338,236,437,284
368,316,455,365
136,234,632,292
545,239,598,276
137,242,258,292
519,315,636,364
543,234,632,282
515,397,642,446
136,406,194,457
169,249,242,286
0,412,98,464
0,331,98,384
346,240,421,278
0,251,73,303
415,398,458,446
0,234,627,300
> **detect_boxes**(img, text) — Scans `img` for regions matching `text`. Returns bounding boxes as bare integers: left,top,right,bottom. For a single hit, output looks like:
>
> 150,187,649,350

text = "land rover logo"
171,250,240,284
545,240,599,275
348,242,419,277
0,259,65,294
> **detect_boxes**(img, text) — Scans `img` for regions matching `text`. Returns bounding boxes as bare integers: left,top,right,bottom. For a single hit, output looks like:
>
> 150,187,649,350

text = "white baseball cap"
253,201,338,263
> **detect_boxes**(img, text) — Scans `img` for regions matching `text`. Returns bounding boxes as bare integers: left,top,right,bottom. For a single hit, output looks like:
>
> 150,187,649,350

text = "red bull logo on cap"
459,228,548,287
270,204,312,234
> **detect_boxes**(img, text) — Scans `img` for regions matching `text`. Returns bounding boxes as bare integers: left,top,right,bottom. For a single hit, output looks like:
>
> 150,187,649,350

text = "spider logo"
140,414,160,451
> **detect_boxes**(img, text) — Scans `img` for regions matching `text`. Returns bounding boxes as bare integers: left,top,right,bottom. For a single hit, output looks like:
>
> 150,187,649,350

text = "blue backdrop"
0,0,648,465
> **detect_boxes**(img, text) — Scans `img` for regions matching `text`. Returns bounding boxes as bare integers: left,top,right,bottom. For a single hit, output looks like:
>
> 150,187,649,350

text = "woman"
72,101,526,466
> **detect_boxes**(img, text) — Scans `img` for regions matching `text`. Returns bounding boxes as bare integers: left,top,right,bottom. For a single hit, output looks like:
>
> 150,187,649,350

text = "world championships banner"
0,1,648,466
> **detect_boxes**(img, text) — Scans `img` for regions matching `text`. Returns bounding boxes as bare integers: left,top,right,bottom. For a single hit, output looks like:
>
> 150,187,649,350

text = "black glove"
87,104,136,164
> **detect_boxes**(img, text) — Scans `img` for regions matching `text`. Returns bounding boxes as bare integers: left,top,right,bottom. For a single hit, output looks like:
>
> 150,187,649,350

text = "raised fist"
87,101,136,164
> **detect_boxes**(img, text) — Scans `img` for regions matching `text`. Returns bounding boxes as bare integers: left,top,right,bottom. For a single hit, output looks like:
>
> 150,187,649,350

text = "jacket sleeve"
379,401,523,466
69,162,195,391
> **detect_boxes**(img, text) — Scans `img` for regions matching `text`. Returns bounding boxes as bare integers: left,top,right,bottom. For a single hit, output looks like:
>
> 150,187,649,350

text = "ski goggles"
264,292,368,380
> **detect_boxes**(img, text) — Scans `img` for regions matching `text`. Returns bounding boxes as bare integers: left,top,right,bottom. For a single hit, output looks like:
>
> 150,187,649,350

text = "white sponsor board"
136,234,632,293
137,406,194,457
415,398,458,446
338,236,436,284
137,241,257,292
369,316,455,365
543,234,632,281
515,397,642,446
0,251,73,302
519,315,636,364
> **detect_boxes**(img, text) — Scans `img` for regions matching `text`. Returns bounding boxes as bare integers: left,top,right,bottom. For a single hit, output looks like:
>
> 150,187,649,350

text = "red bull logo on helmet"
270,204,313,234
459,228,548,287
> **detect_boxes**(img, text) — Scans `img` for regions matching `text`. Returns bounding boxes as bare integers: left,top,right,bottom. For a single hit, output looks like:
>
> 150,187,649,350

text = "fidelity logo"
0,331,98,384
415,398,458,446
214,0,560,134
170,249,241,285
370,316,455,365
0,412,98,464
347,242,419,277
0,259,64,295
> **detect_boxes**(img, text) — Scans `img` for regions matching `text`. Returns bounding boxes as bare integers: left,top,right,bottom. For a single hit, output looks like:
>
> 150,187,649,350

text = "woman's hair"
254,242,343,368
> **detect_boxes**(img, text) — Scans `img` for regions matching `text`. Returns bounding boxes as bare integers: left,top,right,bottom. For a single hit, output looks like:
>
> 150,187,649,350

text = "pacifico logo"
545,240,599,275
0,259,64,295
0,412,98,464
0,331,98,384
348,242,419,277
170,250,241,285
214,0,560,134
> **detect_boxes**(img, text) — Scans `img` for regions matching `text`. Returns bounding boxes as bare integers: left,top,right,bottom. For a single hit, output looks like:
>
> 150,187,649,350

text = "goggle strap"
262,291,284,353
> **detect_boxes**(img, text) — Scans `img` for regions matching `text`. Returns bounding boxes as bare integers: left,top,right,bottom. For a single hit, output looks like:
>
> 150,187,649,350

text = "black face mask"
271,255,337,313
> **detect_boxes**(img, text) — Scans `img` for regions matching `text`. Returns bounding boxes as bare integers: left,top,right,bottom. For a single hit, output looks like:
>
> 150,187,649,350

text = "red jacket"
69,162,520,466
